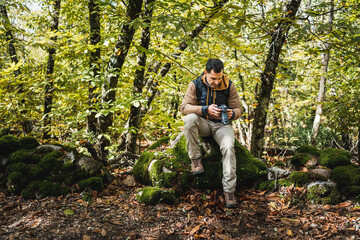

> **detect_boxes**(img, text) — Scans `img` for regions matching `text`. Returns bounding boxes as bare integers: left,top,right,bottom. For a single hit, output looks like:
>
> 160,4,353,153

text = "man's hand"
227,109,233,119
207,104,222,117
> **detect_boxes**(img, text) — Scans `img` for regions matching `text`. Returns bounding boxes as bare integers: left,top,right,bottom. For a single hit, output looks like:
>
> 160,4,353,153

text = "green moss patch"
289,153,311,167
9,150,41,164
18,136,40,150
307,182,339,205
0,135,19,156
332,164,360,188
136,187,176,205
289,171,310,187
296,145,321,156
318,148,352,169
147,136,170,150
78,177,103,192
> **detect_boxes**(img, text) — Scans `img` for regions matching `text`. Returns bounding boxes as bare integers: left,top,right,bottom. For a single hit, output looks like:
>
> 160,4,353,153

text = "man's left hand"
227,109,233,120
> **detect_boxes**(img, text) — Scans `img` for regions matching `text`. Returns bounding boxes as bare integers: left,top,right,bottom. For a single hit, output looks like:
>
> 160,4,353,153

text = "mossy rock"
134,135,267,192
289,171,310,187
39,151,65,170
289,153,311,167
273,161,285,167
7,171,29,193
257,178,292,191
332,164,360,188
342,185,360,198
296,145,321,157
8,149,41,165
136,187,176,205
0,135,19,156
318,148,352,169
307,182,340,205
27,180,70,198
147,136,171,150
77,177,103,192
18,136,40,150
7,162,30,175
0,128,11,138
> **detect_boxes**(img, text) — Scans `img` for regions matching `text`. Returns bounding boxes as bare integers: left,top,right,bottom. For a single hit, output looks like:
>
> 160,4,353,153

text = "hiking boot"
191,158,204,175
224,192,238,208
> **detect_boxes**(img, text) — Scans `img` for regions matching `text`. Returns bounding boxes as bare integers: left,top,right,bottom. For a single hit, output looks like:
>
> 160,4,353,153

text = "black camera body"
217,104,229,125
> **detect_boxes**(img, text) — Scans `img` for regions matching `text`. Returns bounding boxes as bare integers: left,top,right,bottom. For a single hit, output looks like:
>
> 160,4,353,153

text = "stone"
78,156,103,176
123,175,137,187
36,145,62,151
267,166,290,181
307,181,339,205
309,168,331,181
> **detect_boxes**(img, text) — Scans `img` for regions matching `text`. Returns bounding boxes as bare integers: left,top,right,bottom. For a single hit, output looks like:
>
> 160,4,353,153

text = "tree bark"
119,0,230,154
124,0,154,154
0,3,31,133
358,127,360,163
87,0,101,134
43,0,61,139
311,0,334,146
250,0,302,158
97,0,143,158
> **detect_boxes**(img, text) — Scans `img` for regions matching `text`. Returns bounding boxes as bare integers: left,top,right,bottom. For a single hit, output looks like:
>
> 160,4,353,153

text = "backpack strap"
193,77,203,105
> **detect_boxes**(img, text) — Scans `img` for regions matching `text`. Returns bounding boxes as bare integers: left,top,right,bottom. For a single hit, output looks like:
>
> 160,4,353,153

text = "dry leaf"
287,229,293,237
83,235,91,240
101,229,106,236
190,224,202,235
335,202,351,209
323,204,332,210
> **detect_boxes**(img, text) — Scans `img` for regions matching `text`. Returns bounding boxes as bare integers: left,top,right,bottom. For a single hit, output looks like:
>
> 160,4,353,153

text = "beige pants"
184,113,236,193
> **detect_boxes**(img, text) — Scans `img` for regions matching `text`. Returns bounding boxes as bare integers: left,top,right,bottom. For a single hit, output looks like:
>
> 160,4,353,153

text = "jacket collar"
201,71,229,91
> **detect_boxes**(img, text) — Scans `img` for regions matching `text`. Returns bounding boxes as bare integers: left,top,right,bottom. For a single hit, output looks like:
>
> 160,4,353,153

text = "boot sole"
226,204,238,208
192,169,204,175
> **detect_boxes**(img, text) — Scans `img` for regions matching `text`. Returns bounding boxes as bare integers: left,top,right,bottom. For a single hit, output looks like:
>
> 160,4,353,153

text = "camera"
217,104,229,125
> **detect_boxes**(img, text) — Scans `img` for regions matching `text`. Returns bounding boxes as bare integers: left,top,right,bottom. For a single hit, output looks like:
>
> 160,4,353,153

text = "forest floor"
1,167,360,240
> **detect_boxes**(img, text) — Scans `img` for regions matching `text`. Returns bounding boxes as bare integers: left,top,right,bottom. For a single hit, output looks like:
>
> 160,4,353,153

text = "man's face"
205,69,223,89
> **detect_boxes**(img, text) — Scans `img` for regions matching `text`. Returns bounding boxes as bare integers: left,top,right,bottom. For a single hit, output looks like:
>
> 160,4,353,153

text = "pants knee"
184,114,199,127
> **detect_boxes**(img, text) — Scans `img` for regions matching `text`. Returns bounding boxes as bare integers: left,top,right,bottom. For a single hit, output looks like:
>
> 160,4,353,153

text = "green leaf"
64,209,74,215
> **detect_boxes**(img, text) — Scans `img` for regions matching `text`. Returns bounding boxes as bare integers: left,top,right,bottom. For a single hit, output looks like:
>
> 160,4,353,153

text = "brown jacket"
180,73,241,121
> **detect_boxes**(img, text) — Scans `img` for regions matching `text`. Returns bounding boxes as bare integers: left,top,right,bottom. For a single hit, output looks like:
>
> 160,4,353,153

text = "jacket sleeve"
180,82,205,117
228,83,242,120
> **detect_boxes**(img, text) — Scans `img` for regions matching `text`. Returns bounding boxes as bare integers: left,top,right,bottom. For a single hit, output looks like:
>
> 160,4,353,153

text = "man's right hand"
207,104,222,117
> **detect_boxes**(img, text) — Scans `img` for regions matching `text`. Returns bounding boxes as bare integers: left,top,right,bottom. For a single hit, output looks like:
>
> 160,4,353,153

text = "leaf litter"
1,167,360,239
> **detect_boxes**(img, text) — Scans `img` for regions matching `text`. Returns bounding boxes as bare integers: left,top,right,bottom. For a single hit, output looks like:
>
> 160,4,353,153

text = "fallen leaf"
101,229,106,236
287,229,293,237
190,224,202,235
64,209,74,215
335,202,351,209
323,204,332,210
83,235,91,240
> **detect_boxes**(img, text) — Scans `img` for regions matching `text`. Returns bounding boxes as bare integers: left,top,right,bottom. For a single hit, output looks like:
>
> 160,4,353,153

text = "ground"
1,168,360,240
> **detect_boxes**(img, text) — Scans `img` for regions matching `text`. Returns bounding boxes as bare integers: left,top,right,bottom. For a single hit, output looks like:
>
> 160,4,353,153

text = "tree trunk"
97,0,143,159
311,0,334,146
0,3,31,133
358,127,360,163
43,0,61,139
124,0,154,154
119,0,230,154
87,0,101,134
250,0,302,158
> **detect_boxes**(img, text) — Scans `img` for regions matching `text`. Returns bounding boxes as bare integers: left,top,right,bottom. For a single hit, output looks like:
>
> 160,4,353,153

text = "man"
180,58,242,208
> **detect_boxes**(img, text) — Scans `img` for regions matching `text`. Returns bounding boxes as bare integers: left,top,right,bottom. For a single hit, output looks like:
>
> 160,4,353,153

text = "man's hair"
206,59,224,73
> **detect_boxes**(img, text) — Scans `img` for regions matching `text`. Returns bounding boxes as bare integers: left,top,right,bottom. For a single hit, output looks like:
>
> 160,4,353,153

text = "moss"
18,136,40,150
133,151,165,185
64,168,89,186
7,162,29,175
342,186,360,198
39,151,64,170
21,189,34,200
171,136,191,165
289,171,310,187
0,135,19,156
296,145,321,156
77,177,103,192
318,148,351,169
8,150,41,164
147,136,170,150
136,187,176,205
307,183,340,205
7,171,29,193
0,128,10,138
273,161,285,167
332,164,360,188
258,180,275,191
289,153,311,167
29,165,46,180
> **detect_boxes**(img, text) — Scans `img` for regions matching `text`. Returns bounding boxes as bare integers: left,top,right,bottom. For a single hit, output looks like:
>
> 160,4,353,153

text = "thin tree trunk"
118,0,230,153
358,127,360,163
0,3,31,133
97,0,143,158
43,0,61,139
87,0,101,134
124,0,154,154
250,0,302,158
311,0,334,146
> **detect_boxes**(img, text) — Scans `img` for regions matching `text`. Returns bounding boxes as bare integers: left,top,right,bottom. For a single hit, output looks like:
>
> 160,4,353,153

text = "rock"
309,168,331,181
318,148,352,169
136,187,176,205
123,175,137,187
307,181,339,205
78,156,103,176
267,166,290,181
296,145,321,157
305,157,318,167
36,145,62,151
